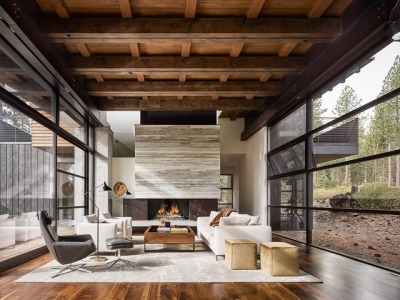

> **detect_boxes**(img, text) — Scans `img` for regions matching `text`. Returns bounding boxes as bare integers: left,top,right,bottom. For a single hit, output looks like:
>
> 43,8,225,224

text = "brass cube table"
225,239,257,270
260,242,299,276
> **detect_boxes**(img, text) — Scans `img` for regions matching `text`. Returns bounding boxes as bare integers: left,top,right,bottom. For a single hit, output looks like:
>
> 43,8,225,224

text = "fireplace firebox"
123,198,218,220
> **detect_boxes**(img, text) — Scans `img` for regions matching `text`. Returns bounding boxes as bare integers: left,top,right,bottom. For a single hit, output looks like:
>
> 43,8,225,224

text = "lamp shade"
102,181,112,191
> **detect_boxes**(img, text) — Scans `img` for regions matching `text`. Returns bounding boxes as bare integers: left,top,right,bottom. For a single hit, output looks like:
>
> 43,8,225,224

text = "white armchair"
76,214,128,252
100,212,132,239
0,214,15,249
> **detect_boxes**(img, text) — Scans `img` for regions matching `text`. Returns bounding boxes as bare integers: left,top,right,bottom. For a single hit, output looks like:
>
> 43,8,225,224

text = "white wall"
220,118,247,211
238,128,268,224
111,158,135,216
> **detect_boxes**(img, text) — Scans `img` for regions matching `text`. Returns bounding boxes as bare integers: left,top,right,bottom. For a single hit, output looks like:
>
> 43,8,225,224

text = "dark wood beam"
86,81,281,97
241,0,397,141
69,56,305,76
43,17,341,43
94,98,266,111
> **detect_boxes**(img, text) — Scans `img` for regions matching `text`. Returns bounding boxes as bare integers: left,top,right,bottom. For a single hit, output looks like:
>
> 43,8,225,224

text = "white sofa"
197,213,272,257
0,214,15,249
100,212,132,239
76,214,128,252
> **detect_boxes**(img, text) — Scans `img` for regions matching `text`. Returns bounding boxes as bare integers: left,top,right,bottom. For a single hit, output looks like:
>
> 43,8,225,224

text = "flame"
156,201,180,217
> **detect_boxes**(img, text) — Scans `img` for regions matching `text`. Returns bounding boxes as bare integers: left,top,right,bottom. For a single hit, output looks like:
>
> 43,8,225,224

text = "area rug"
16,237,321,283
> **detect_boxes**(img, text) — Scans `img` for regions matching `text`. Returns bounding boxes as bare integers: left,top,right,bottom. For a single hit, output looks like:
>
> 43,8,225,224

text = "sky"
319,42,400,118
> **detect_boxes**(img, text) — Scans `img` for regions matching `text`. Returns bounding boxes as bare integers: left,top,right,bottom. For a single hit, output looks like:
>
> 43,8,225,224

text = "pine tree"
332,86,362,186
312,98,327,129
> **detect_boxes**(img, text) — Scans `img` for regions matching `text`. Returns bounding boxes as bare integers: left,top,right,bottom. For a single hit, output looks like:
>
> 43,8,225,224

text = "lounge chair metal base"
51,263,92,279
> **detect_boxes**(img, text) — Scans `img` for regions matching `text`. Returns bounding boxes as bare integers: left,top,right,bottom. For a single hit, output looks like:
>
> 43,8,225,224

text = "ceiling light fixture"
386,0,400,41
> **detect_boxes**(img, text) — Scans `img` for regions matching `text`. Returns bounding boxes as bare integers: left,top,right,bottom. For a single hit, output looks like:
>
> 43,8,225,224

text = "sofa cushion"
220,216,251,226
209,208,237,227
83,214,97,223
100,212,112,219
230,213,260,225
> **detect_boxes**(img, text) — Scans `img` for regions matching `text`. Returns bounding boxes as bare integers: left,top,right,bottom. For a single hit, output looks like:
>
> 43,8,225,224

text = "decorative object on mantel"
113,182,127,196
61,182,73,196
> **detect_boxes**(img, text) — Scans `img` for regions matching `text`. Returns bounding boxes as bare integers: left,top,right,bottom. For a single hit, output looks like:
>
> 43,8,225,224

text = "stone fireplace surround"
123,198,218,221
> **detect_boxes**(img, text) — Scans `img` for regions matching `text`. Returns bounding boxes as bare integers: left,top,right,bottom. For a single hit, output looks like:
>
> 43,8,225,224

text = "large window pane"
312,211,399,271
60,98,86,143
0,103,53,263
268,142,305,176
270,174,306,242
57,136,85,177
0,48,54,122
270,104,306,150
313,98,400,168
57,207,85,235
313,42,400,129
313,156,400,212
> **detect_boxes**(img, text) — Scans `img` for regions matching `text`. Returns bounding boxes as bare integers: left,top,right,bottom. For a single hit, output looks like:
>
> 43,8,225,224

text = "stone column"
94,127,113,213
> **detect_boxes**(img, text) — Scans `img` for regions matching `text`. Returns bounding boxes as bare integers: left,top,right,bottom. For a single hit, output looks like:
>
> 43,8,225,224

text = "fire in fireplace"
153,200,187,220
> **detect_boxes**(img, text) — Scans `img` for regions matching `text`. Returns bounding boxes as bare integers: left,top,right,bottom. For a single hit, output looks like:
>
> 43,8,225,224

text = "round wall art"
113,182,127,196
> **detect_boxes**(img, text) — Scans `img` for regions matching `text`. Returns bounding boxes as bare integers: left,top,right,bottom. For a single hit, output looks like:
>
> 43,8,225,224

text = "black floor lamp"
85,181,112,262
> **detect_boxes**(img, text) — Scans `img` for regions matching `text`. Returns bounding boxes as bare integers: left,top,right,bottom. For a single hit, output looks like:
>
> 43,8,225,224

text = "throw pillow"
83,214,97,223
219,216,251,226
229,213,260,225
209,208,236,227
100,212,112,219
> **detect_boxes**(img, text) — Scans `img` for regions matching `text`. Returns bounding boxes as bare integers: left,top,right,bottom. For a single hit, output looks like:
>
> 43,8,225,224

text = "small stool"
105,238,134,269
225,239,257,270
260,242,299,276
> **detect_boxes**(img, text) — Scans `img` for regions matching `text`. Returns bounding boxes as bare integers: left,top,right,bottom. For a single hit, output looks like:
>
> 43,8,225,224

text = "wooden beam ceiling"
94,98,266,111
3,0,354,129
86,81,281,97
69,56,304,76
43,18,341,43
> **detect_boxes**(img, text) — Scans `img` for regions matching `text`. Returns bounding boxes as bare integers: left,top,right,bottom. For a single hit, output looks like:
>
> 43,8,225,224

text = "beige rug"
16,237,321,283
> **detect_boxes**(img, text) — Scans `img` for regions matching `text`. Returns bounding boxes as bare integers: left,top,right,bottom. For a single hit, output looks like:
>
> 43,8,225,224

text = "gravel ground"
277,211,400,271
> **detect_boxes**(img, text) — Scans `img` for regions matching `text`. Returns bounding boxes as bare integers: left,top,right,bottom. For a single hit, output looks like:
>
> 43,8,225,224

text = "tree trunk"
388,141,391,187
397,138,400,188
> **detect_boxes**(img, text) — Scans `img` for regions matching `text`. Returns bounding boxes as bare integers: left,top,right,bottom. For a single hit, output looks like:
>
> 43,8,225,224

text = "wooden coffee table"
143,225,196,252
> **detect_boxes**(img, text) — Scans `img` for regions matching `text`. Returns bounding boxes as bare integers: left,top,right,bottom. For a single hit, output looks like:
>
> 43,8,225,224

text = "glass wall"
268,41,400,272
0,36,93,268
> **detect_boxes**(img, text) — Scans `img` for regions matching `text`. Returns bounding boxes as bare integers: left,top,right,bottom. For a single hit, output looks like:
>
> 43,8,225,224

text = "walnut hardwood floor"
1,237,399,300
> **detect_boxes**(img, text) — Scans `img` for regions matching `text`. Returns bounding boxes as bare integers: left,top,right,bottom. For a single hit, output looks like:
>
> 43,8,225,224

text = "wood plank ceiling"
35,0,353,120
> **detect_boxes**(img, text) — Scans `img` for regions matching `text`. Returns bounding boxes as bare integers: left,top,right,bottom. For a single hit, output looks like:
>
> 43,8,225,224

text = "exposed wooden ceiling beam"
230,43,244,57
181,43,191,57
44,18,341,43
246,0,266,18
52,0,69,18
69,56,304,75
76,43,91,57
308,0,335,18
86,81,281,97
94,98,266,111
129,43,141,57
278,42,298,57
185,0,197,18
118,0,132,18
